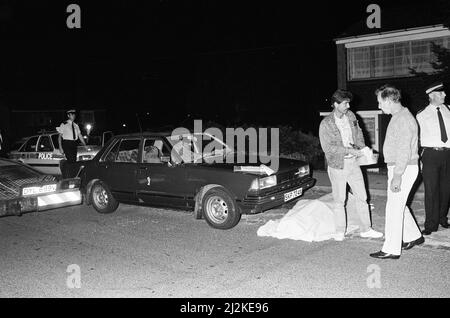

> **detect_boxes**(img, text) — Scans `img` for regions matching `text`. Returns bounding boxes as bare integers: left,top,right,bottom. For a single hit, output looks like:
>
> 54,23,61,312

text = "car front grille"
260,176,311,196
0,175,56,200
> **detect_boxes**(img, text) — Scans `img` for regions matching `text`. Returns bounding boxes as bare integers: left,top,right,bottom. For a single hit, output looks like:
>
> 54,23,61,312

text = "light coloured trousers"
327,158,371,234
382,165,422,255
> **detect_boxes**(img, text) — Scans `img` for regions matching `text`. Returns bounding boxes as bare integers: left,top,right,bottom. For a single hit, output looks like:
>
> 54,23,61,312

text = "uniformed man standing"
416,82,450,235
56,109,86,177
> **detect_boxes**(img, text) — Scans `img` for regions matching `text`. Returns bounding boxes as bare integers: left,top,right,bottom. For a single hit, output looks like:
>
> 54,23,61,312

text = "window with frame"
37,136,54,152
104,139,140,163
22,136,39,152
142,138,171,164
51,134,60,150
348,36,450,80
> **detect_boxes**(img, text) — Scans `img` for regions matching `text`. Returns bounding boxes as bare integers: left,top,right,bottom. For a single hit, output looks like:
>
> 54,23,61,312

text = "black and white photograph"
0,0,449,304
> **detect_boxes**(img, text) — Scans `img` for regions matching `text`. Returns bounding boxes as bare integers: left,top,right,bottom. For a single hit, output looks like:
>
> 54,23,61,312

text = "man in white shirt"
416,82,450,235
56,109,86,177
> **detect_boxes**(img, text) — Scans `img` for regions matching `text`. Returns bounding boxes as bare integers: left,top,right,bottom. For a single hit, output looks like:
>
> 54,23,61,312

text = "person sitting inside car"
144,145,162,164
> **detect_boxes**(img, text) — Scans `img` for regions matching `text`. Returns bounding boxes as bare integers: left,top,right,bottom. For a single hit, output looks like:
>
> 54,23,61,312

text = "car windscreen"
168,133,232,163
10,140,26,151
22,136,39,152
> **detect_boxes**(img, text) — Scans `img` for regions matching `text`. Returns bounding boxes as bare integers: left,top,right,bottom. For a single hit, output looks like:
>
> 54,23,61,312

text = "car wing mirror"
161,156,174,167
161,156,170,163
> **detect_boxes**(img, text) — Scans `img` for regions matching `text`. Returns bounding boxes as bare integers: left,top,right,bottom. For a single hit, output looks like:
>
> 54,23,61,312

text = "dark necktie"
72,122,76,140
437,107,448,143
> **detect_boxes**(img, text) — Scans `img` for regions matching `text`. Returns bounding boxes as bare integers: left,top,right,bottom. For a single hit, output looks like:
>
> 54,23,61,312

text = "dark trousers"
422,148,450,231
61,140,77,178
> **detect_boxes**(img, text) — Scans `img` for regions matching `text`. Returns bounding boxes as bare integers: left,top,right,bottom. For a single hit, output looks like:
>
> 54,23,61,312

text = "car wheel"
202,188,241,229
90,181,119,214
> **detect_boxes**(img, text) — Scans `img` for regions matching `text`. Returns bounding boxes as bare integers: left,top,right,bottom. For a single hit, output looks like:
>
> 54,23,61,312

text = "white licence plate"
284,188,303,202
22,184,57,196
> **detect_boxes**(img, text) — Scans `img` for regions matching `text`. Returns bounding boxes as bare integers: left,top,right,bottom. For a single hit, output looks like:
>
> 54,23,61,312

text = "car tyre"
202,188,241,229
90,181,119,214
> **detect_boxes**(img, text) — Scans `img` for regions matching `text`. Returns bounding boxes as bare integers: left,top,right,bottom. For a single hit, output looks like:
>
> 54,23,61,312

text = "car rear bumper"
0,189,82,217
237,176,316,214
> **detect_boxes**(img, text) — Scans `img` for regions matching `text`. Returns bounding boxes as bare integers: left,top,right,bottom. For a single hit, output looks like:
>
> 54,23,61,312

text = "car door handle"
139,166,148,171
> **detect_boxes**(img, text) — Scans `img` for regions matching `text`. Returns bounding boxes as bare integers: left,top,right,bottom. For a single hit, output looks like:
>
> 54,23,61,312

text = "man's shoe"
422,230,433,236
333,232,345,241
402,236,425,250
440,222,450,229
370,251,400,259
360,228,383,239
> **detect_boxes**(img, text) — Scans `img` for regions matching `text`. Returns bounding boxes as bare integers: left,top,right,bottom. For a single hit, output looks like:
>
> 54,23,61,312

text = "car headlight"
296,165,310,177
249,175,277,191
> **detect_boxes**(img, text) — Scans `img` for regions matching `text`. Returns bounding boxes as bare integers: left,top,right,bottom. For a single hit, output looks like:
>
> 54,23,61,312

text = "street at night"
1,189,449,298
1,0,450,305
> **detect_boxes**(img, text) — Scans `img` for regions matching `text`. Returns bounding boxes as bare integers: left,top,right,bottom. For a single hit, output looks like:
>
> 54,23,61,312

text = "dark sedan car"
76,132,316,229
0,159,82,217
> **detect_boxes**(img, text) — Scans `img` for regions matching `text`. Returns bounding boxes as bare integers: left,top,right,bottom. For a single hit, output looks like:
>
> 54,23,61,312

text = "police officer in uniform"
416,82,450,235
56,109,86,177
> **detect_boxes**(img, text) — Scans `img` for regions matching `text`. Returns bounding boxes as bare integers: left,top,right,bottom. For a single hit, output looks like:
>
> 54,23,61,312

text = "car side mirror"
161,156,170,163
161,156,174,167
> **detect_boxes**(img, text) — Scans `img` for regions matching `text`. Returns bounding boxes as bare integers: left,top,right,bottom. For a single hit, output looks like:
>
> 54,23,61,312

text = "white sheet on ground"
257,193,363,242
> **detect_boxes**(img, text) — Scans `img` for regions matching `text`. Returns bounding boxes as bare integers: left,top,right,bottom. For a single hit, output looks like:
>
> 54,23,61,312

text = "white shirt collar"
429,103,444,110
334,112,346,122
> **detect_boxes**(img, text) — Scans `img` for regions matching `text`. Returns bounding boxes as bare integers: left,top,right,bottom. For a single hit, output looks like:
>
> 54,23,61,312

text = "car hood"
193,154,308,176
0,165,57,200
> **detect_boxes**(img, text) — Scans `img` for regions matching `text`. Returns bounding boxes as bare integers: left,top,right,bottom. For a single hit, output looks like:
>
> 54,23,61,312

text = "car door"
97,137,141,203
33,135,62,175
136,137,190,208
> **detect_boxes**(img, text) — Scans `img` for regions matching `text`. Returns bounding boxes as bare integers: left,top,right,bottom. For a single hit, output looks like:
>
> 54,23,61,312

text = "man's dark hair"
375,84,401,103
331,89,353,106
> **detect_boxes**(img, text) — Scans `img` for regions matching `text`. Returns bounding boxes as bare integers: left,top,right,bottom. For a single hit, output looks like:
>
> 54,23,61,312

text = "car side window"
104,140,121,162
142,138,171,164
37,136,54,152
109,139,140,163
22,136,39,152
51,134,60,150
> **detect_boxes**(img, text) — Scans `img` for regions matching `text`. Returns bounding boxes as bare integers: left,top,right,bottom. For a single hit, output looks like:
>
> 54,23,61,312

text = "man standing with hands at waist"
416,82,450,235
370,85,423,260
56,109,86,177
319,89,383,241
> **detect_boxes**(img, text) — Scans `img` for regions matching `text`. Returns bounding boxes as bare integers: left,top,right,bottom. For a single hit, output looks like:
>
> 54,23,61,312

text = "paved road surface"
1,190,449,298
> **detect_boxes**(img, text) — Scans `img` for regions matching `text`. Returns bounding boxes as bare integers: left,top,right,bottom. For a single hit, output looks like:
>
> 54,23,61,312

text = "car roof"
113,131,174,139
23,131,59,139
113,131,217,139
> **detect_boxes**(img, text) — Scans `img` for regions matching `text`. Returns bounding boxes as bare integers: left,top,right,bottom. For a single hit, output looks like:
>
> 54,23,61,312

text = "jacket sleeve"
355,122,366,148
393,120,414,176
319,120,347,157
349,112,366,148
